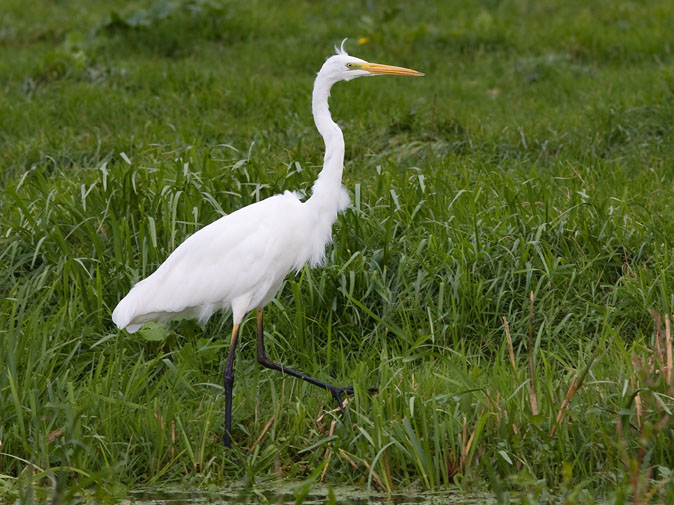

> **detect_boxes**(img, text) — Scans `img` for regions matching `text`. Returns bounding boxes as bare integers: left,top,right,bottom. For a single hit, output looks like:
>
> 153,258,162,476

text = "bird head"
318,40,424,84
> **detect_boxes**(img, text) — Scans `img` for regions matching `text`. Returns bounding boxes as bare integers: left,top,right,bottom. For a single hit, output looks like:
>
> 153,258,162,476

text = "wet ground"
129,485,496,504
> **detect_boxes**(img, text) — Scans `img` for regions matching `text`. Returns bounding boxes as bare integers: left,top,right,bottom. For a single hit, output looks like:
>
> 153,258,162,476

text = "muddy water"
129,485,495,504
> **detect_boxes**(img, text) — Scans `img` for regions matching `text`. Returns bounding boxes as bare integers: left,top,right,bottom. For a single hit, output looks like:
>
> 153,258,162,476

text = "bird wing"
113,192,309,330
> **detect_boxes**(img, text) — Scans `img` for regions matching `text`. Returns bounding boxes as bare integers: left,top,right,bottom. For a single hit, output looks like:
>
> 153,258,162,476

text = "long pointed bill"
362,62,424,76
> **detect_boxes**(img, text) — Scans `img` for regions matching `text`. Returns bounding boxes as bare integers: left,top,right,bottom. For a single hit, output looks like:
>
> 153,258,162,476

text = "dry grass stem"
548,375,579,441
250,416,274,451
503,316,516,373
528,291,539,416
320,420,336,482
666,314,672,386
337,449,386,491
461,417,468,462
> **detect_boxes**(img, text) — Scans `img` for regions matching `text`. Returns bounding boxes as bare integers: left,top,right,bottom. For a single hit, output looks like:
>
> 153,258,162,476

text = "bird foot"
329,385,378,414
329,385,352,414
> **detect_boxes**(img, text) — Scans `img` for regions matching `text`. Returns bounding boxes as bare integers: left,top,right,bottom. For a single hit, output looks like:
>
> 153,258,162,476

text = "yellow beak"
361,62,424,76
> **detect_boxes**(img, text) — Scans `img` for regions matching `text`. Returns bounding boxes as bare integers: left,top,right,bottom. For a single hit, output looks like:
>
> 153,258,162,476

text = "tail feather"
112,290,140,333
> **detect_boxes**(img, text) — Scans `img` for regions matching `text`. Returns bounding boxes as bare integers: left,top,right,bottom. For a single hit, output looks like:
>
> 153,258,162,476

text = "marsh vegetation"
1,0,674,503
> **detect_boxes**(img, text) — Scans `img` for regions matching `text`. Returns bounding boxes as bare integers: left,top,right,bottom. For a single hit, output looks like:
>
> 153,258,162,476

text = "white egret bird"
112,42,423,447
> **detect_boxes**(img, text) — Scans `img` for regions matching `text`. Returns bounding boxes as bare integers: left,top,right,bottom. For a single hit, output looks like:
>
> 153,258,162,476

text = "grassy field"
2,0,674,502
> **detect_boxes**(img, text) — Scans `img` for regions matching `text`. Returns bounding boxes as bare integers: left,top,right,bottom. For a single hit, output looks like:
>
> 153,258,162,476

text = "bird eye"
346,63,354,69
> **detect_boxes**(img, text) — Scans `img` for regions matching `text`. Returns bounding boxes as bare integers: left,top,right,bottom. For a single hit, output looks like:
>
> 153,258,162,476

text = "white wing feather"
112,191,328,332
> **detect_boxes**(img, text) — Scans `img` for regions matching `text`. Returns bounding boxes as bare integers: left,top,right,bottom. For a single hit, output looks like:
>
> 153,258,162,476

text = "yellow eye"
346,63,355,69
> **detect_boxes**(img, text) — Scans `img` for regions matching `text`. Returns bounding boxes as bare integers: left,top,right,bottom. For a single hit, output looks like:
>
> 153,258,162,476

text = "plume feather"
334,38,349,56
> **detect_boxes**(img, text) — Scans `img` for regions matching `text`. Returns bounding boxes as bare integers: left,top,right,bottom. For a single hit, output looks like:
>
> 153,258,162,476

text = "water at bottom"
129,484,495,505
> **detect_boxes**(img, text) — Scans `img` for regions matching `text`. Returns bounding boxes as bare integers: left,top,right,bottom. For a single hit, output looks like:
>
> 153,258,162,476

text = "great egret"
112,42,423,447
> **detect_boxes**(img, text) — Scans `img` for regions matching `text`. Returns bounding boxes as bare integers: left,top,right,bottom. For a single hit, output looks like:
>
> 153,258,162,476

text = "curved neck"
308,72,345,211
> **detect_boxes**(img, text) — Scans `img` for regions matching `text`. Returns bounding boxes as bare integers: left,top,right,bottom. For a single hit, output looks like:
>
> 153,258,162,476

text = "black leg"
255,308,369,412
223,323,241,448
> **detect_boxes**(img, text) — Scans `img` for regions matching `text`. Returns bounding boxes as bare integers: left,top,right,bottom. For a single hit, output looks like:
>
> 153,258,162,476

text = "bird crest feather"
334,38,349,56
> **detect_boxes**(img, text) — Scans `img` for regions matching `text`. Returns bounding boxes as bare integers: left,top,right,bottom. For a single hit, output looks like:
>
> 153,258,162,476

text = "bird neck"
308,74,345,212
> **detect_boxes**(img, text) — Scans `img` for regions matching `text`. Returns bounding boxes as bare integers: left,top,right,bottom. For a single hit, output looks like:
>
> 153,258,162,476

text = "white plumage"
112,187,348,333
112,42,423,448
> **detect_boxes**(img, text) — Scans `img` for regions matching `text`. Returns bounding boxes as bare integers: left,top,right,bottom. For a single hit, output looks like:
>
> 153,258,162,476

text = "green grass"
2,0,674,502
